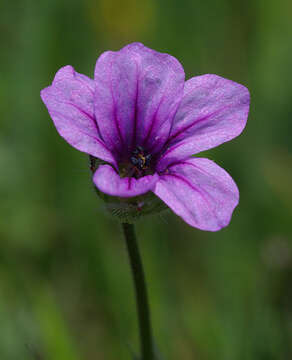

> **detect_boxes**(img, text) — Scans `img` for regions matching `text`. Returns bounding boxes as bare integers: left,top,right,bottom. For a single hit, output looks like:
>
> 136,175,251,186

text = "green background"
1,0,292,359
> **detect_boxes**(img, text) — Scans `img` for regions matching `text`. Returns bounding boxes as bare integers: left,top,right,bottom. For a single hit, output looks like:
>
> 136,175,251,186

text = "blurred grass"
1,0,292,359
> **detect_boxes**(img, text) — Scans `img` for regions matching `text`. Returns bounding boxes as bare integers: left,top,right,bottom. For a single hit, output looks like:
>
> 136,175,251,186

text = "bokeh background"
1,0,292,359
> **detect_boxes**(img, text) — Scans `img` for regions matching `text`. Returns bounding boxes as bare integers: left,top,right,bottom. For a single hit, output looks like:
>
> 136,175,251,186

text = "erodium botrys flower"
41,43,250,231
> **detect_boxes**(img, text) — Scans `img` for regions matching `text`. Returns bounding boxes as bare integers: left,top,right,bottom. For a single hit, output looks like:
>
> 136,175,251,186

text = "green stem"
122,223,154,360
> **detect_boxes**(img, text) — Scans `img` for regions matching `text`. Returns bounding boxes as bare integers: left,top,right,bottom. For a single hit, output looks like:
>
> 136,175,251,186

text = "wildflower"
41,43,249,231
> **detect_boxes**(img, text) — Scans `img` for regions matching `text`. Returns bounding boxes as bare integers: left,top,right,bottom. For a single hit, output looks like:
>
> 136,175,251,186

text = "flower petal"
93,164,159,198
41,65,115,165
157,75,249,171
154,158,239,231
94,43,185,157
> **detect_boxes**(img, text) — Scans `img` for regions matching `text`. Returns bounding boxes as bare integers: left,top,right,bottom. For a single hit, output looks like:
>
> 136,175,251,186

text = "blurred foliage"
1,0,292,359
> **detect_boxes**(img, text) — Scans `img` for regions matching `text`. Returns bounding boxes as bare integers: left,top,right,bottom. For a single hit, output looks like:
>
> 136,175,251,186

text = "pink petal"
93,164,159,197
157,74,249,171
41,65,116,165
94,43,185,157
154,158,239,231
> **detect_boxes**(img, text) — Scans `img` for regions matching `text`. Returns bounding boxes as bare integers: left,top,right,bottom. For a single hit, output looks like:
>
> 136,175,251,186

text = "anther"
130,146,152,170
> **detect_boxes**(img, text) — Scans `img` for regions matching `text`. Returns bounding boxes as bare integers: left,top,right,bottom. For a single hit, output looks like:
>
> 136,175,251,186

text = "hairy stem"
122,223,154,360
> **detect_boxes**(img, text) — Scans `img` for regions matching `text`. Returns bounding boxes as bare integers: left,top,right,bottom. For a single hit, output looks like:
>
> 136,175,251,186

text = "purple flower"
41,43,250,231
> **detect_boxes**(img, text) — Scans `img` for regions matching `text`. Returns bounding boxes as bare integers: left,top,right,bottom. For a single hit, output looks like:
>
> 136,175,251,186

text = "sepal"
90,156,168,223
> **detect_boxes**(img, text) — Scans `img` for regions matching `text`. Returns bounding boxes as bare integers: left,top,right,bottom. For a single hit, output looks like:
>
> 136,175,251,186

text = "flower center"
130,146,152,170
119,146,153,179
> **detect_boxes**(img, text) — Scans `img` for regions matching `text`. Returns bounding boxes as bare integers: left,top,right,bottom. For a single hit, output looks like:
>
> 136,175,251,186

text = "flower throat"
119,146,153,179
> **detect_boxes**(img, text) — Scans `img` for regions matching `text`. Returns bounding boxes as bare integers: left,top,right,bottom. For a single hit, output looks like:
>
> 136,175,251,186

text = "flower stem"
122,223,154,360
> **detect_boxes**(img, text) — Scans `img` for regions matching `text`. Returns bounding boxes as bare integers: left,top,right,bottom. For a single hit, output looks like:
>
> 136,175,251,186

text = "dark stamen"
130,146,152,171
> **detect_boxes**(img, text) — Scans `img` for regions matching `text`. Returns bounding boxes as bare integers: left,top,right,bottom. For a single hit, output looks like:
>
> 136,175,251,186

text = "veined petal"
154,158,239,231
93,164,159,198
157,75,249,171
41,65,116,165
94,43,185,157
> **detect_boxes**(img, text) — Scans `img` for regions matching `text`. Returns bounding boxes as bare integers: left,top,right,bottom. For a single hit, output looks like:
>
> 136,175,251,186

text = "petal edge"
41,65,116,165
154,158,239,231
158,74,249,171
93,164,159,198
